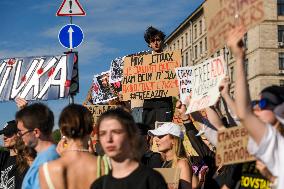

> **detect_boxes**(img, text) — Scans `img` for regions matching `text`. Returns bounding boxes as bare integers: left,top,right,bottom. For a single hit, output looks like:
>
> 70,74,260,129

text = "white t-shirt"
247,125,284,189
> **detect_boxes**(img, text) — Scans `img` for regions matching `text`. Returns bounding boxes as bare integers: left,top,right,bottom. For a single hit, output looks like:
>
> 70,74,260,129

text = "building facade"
164,0,284,99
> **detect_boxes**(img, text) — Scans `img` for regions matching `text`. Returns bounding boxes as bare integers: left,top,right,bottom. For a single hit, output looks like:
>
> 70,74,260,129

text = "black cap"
261,86,284,110
0,120,18,136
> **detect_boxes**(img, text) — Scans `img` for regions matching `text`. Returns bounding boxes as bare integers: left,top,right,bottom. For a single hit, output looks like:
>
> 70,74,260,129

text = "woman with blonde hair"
148,122,192,189
38,104,97,189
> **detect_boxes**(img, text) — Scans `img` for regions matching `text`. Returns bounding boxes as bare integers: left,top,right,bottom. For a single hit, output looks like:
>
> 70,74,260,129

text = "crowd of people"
0,25,284,189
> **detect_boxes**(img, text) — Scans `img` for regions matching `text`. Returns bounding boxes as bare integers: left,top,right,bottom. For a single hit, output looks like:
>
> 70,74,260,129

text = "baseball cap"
148,122,183,139
274,103,284,125
0,120,18,137
260,86,284,110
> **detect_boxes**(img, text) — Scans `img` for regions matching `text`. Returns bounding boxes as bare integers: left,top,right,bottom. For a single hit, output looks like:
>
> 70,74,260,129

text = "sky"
0,0,204,132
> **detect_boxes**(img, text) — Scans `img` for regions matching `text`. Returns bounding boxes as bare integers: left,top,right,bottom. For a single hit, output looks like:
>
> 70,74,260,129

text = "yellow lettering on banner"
241,176,271,189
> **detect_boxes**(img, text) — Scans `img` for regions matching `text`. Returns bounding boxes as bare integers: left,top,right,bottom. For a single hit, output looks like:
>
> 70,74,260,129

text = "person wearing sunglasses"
16,103,59,189
0,120,31,188
228,25,284,189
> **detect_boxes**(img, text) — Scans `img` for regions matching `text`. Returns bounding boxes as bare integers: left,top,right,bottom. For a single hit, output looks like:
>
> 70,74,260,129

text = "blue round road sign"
58,24,84,49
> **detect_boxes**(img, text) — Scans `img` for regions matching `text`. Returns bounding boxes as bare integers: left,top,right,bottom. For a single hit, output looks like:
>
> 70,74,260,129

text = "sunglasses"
150,38,161,43
251,99,276,110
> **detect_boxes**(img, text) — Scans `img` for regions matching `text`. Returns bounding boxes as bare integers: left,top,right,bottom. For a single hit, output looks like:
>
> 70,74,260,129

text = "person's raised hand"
15,97,28,110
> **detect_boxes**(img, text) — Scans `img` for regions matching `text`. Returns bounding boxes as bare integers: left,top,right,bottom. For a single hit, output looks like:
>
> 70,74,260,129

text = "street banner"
122,50,181,100
92,71,117,104
186,56,227,114
0,53,75,101
216,125,255,166
154,168,181,189
204,0,265,55
175,67,194,105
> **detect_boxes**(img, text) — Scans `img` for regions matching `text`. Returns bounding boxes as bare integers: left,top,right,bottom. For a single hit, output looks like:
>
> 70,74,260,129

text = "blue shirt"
22,144,59,189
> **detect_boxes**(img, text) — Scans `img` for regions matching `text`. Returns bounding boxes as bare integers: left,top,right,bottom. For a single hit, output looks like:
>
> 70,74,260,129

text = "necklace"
162,160,173,168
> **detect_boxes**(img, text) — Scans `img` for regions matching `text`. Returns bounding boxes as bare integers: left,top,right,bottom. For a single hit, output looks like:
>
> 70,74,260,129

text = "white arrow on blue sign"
58,24,84,49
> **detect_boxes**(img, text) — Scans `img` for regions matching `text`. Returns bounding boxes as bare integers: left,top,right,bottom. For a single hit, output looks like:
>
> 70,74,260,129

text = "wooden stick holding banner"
122,50,181,101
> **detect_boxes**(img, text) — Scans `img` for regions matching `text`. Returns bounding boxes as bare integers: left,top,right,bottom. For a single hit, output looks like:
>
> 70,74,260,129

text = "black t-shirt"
90,164,167,189
0,151,28,189
141,151,162,168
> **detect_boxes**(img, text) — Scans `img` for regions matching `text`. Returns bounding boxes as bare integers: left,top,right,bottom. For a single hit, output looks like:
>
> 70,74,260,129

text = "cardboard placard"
204,0,265,55
122,51,181,100
175,67,194,105
216,125,255,166
186,56,227,114
84,105,117,124
154,168,181,189
92,71,118,104
0,53,75,101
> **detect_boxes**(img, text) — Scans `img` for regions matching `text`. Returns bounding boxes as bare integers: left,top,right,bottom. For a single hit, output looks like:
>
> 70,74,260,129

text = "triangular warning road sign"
57,0,86,16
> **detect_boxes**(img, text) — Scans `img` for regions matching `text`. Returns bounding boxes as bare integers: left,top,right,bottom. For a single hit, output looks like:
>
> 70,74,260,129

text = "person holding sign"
148,122,192,189
90,108,167,189
142,26,173,129
228,25,284,189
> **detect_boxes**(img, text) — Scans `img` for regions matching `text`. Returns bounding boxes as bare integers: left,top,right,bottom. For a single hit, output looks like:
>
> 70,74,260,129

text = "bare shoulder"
177,158,190,169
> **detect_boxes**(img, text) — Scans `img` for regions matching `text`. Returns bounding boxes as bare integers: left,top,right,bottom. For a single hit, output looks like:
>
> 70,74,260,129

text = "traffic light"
66,51,79,96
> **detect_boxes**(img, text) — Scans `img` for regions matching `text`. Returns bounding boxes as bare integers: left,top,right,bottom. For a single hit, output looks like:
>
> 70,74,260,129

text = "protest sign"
204,0,265,55
109,57,125,83
122,50,181,100
0,53,75,101
154,168,180,189
84,105,117,124
92,71,117,104
216,125,255,166
186,56,227,114
175,67,194,105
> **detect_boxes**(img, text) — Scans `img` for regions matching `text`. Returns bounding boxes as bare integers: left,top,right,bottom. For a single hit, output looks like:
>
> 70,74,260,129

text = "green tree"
52,129,61,144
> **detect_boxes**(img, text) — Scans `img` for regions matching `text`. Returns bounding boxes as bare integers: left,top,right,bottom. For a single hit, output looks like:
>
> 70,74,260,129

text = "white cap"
148,122,183,139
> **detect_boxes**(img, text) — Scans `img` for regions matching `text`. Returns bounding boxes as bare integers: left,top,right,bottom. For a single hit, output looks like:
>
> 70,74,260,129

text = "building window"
189,30,191,43
182,55,184,66
205,37,207,51
199,20,202,35
177,40,180,49
173,43,176,50
194,25,197,39
181,37,184,49
280,80,284,86
200,41,203,55
230,66,234,82
169,46,172,51
194,45,197,59
278,0,284,15
185,33,188,46
190,49,192,61
278,25,284,47
244,33,248,50
279,52,284,70
186,52,188,66
244,58,249,77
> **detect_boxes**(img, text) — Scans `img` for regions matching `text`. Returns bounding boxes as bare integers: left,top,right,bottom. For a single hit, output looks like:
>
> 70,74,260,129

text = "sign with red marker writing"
185,56,227,114
122,50,181,101
57,0,86,16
